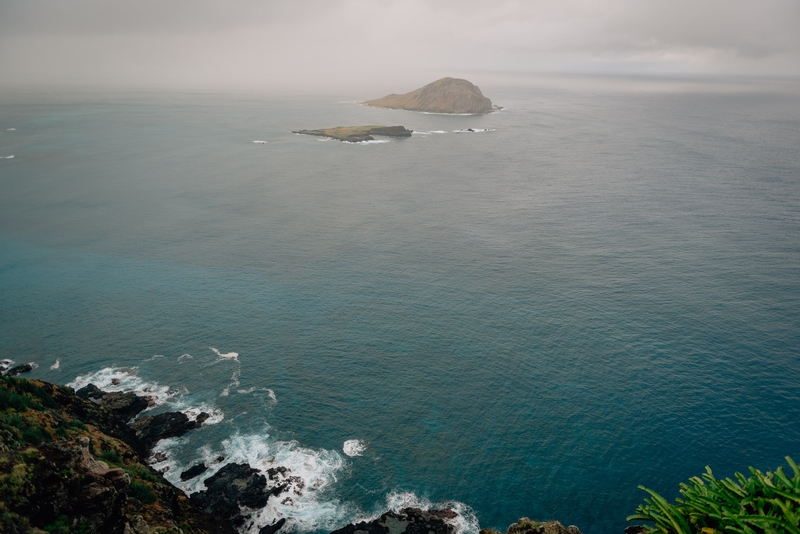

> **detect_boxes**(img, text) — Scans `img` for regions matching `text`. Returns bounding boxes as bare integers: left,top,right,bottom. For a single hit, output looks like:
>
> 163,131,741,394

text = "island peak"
364,77,497,114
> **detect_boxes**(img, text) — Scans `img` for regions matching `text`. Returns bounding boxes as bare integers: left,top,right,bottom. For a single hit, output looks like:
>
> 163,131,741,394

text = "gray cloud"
0,0,797,89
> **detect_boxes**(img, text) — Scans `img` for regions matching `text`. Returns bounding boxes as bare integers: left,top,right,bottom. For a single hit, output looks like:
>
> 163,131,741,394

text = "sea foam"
160,431,352,534
342,439,366,457
67,367,176,408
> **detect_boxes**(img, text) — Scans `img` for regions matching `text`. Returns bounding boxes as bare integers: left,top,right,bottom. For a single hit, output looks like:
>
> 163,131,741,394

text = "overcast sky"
1,0,798,90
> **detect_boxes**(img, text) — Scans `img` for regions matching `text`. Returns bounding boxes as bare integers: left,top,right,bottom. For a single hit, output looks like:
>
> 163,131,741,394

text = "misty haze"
1,2,799,534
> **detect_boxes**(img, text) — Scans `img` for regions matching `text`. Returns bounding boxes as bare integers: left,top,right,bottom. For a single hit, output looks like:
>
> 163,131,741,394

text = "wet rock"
267,466,288,479
260,517,286,534
330,507,458,534
5,363,34,376
130,411,207,454
189,463,271,523
76,384,149,422
100,392,149,422
180,462,209,481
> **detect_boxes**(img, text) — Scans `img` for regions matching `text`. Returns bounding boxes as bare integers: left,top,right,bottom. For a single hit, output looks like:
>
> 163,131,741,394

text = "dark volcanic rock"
260,517,286,534
99,392,149,422
331,507,458,534
180,462,209,481
189,463,271,523
77,383,108,400
130,411,207,454
76,384,150,422
5,363,34,376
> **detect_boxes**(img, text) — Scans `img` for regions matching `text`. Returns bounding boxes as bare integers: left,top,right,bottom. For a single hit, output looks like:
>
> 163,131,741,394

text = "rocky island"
293,125,412,143
364,78,498,114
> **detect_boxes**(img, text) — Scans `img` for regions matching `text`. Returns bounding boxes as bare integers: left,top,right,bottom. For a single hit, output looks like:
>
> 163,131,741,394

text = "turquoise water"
1,80,799,534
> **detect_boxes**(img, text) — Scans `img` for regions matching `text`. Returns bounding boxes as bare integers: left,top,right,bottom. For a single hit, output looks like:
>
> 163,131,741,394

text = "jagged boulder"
76,384,151,422
4,363,34,377
130,411,208,454
180,462,209,481
330,507,458,534
189,463,271,526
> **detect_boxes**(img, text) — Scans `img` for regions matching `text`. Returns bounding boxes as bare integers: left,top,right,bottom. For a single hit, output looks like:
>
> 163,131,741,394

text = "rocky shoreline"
0,373,599,534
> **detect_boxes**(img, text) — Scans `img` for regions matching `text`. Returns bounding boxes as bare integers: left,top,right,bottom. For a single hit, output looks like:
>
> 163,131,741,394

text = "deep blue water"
1,79,799,534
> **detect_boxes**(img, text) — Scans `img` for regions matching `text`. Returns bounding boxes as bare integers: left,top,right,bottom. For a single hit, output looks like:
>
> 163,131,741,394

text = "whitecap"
210,347,240,363
181,404,224,425
349,139,390,145
6,128,15,131
143,354,164,362
67,366,175,408
5,155,14,159
342,439,366,457
50,359,60,370
178,353,193,361
0,359,14,373
253,140,268,144
453,128,495,133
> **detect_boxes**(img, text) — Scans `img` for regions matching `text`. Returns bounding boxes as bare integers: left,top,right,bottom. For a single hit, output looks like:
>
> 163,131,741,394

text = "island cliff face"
364,78,495,114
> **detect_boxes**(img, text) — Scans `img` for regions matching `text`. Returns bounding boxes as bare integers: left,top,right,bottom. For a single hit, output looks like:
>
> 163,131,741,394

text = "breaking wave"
342,439,366,457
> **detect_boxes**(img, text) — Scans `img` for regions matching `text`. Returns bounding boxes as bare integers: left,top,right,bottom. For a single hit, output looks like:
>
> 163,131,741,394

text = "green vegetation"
629,456,800,534
129,480,157,504
43,515,91,534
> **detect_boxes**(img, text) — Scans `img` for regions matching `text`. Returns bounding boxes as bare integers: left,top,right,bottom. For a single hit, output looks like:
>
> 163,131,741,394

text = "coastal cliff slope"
0,375,235,534
0,374,592,534
364,78,495,114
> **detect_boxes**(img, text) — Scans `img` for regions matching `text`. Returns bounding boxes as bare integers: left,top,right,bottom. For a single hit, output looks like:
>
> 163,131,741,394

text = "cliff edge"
364,78,496,114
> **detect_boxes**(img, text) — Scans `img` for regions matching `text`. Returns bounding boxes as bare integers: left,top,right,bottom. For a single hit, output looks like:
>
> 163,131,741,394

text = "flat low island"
293,125,412,143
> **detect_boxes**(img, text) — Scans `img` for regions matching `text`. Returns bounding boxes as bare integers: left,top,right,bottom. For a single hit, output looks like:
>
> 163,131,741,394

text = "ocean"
1,76,799,534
